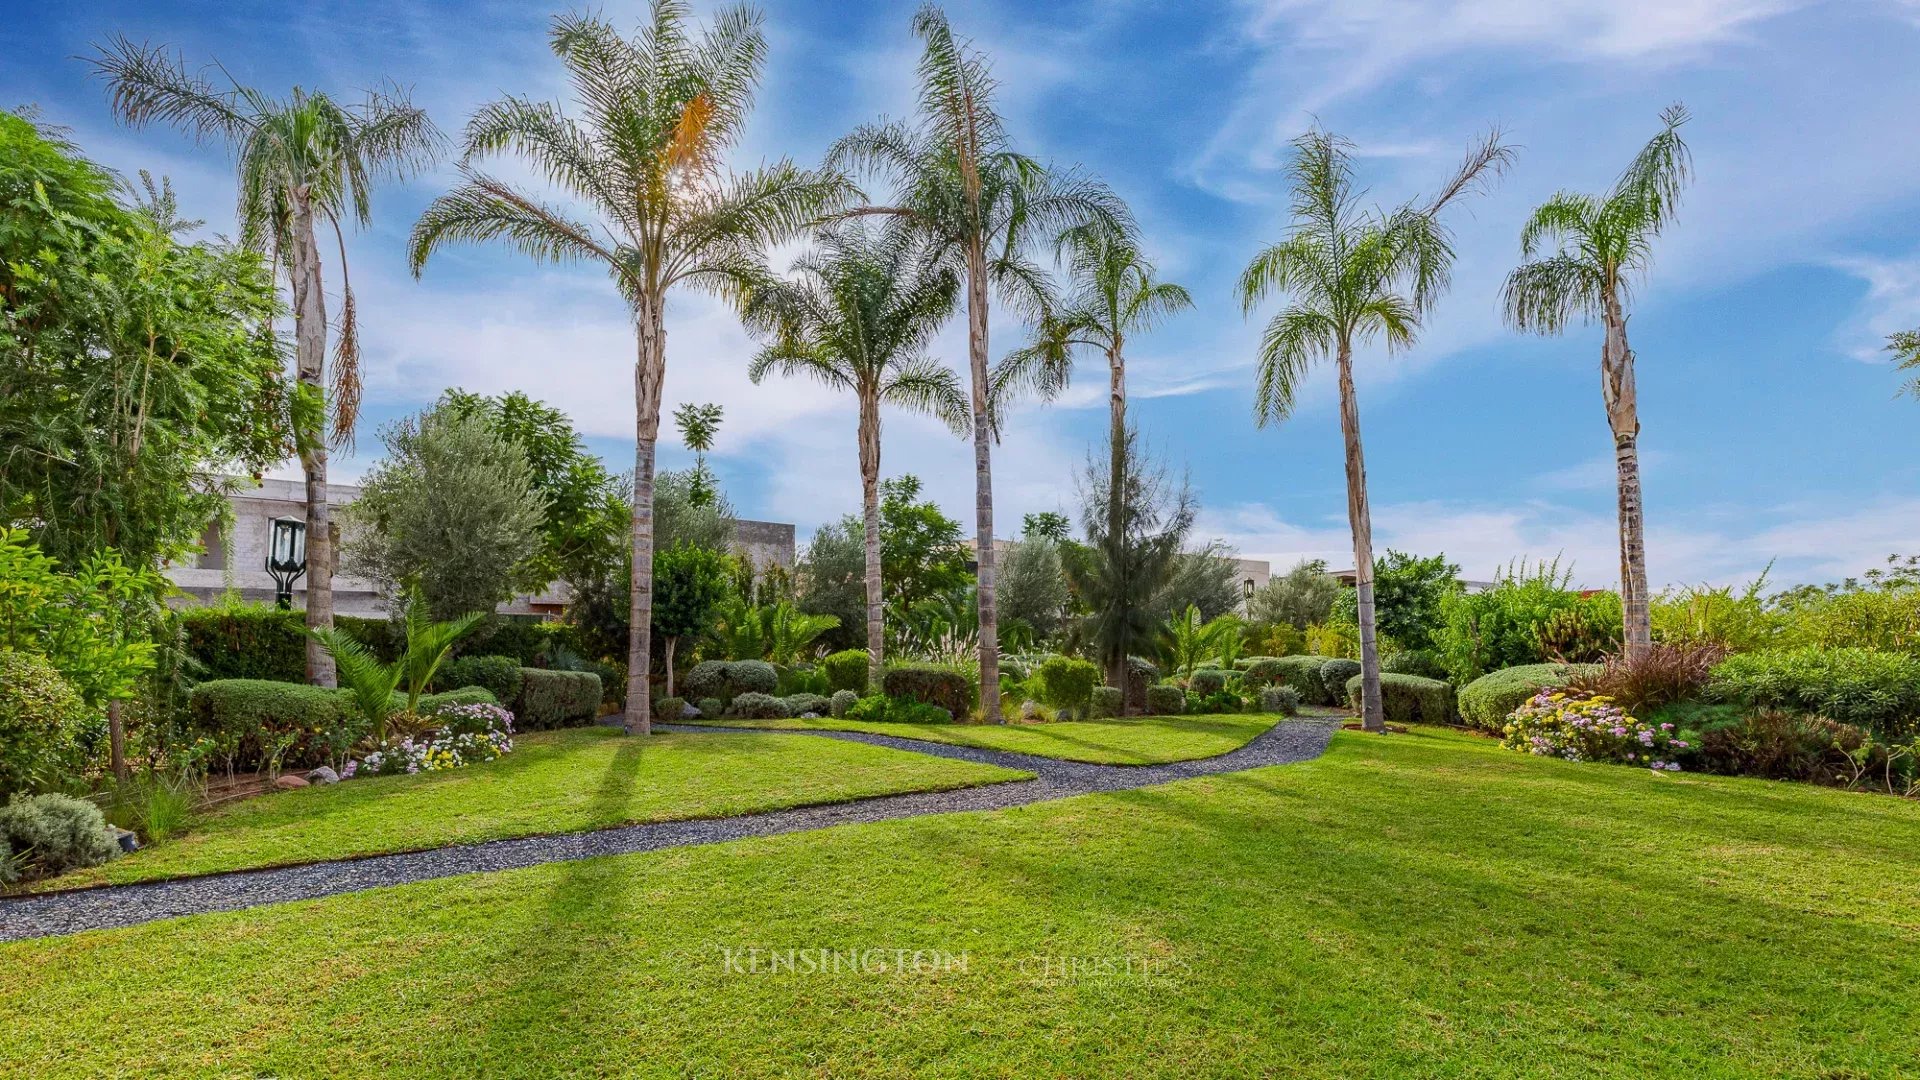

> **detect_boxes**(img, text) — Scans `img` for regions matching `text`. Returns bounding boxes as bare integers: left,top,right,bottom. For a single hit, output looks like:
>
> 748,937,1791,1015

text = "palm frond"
409,169,619,276
1502,254,1603,334
1252,308,1334,425
883,355,971,435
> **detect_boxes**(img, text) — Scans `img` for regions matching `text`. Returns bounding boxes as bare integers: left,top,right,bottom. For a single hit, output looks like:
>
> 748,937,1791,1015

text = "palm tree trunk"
1106,337,1128,711
1336,345,1384,732
289,187,335,688
1602,297,1652,657
858,390,885,692
625,298,665,735
965,239,1003,724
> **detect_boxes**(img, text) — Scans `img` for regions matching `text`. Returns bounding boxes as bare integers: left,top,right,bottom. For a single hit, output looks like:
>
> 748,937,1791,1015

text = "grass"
23,727,1028,892
686,710,1308,764
7,725,1918,1077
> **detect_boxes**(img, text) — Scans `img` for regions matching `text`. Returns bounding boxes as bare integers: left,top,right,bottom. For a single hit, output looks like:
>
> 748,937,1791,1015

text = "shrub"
1319,658,1361,694
1786,589,1920,655
178,606,307,682
1382,649,1447,681
882,664,973,717
1457,663,1599,734
829,689,859,718
1707,648,1920,739
1186,690,1243,715
784,693,831,717
1689,709,1869,783
1270,656,1333,705
1145,684,1186,716
1089,686,1122,719
1188,668,1228,696
580,659,627,709
1036,656,1100,716
0,650,85,797
725,660,780,698
727,692,790,720
513,669,602,730
0,792,119,880
1500,689,1688,770
652,696,687,724
437,654,524,704
777,665,830,697
1436,562,1621,682
418,687,499,716
821,649,871,694
187,680,361,772
684,661,729,702
696,697,724,720
1234,656,1277,671
1260,686,1301,715
845,694,948,724
1346,673,1456,726
1239,657,1287,687
1124,657,1158,713
1568,643,1727,712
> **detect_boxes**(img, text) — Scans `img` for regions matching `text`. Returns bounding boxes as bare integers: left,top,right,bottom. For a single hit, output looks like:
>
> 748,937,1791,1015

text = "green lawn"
8,726,1918,1077
687,710,1302,764
23,727,1028,892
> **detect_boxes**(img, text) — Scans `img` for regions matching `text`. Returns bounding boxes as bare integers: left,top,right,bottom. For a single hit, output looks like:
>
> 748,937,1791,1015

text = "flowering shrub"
1501,689,1689,771
354,703,514,777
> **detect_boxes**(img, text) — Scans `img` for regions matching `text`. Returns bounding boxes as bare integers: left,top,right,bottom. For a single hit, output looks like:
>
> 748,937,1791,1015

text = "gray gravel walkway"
0,719,1337,943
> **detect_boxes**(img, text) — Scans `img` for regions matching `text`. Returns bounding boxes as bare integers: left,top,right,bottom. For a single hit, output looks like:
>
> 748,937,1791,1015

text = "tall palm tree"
1003,226,1190,697
1239,129,1512,732
89,40,441,689
1503,105,1690,660
744,223,969,689
1892,330,1920,395
408,4,851,734
829,3,1130,722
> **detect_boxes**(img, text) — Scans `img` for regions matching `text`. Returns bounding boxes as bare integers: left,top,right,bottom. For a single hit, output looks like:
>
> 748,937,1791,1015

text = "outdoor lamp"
265,516,308,609
1243,578,1256,600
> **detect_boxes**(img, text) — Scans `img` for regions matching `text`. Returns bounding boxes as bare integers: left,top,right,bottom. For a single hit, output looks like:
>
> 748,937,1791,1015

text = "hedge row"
1457,664,1599,733
882,664,974,718
1345,673,1457,727
178,608,589,684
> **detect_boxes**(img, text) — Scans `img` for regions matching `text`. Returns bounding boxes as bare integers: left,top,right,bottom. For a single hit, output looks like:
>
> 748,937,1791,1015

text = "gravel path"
0,719,1337,943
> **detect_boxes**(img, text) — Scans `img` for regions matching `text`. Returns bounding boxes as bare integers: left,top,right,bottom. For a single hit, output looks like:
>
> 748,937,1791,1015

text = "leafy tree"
342,407,546,621
1503,105,1691,660
830,3,1130,721
997,537,1070,643
566,469,736,662
707,597,839,665
674,402,724,509
745,222,966,687
1239,128,1511,731
1022,512,1072,543
440,390,624,589
652,544,732,696
0,112,286,571
1153,545,1244,625
1161,604,1238,683
1249,558,1339,630
794,519,866,653
1330,550,1461,651
409,4,850,734
90,43,442,689
877,475,973,612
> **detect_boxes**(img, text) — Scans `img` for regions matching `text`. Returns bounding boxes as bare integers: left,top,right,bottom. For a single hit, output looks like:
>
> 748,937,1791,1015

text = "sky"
7,0,1920,590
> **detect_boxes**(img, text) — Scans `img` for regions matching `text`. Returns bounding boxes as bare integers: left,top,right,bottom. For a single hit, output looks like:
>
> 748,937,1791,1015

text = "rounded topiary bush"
696,697,724,720
1319,658,1362,694
0,792,119,880
1089,686,1123,719
1145,684,1186,716
784,693,831,717
1270,656,1334,704
1457,663,1598,733
1036,655,1100,715
1260,685,1301,715
725,660,779,697
820,649,871,694
1188,668,1228,696
0,650,85,798
882,664,974,717
652,695,687,724
1239,657,1286,687
513,670,602,730
727,692,790,720
683,661,730,702
829,689,859,718
1346,673,1457,726
436,654,524,704
1383,649,1447,681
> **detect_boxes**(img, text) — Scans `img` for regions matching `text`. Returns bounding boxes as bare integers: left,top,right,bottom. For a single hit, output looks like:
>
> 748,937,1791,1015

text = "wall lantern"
265,517,308,609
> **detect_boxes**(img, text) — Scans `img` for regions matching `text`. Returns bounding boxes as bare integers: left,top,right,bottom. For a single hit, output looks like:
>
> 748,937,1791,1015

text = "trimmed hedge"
821,649,871,694
1346,673,1457,726
1125,657,1158,714
1708,647,1920,739
1036,656,1100,715
580,659,627,710
829,689,859,718
684,661,728,701
652,696,687,724
1089,686,1123,719
726,660,779,697
784,693,831,717
1239,658,1287,687
418,687,499,716
1383,649,1448,681
728,692,791,720
696,697,724,720
1260,685,1301,715
1457,663,1599,733
1270,656,1336,705
179,607,401,682
187,679,360,771
513,670,602,730
1145,684,1186,716
882,664,973,718
1188,668,1228,696
436,655,524,704
1319,658,1362,694
0,650,84,798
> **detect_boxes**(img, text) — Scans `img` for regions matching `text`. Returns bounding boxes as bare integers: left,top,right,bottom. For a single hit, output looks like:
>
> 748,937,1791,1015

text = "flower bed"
1501,689,1689,772
351,703,515,778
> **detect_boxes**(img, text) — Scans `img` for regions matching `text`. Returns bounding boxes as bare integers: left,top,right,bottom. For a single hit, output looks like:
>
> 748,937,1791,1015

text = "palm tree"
1503,105,1690,660
829,3,1130,722
88,40,441,689
1892,330,1920,396
1003,226,1190,696
744,223,968,690
408,4,851,735
1239,129,1512,732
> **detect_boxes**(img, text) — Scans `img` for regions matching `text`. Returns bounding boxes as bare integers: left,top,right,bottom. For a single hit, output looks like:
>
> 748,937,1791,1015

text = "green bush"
417,687,499,716
513,669,602,730
696,697,724,720
1383,649,1447,680
1270,656,1334,705
1145,684,1186,715
882,664,973,718
829,689,859,718
469,617,585,666
579,659,627,710
0,650,85,797
844,694,950,724
1436,564,1620,682
178,607,403,683
1707,648,1920,739
820,650,871,694
1346,673,1456,726
776,665,829,697
1456,663,1598,734
187,679,361,771
784,693,831,717
1319,658,1362,694
1260,686,1301,715
727,692,790,720
1688,709,1871,783
436,655,524,703
652,695,687,724
684,661,729,701
1239,657,1287,687
1124,657,1158,713
725,660,779,697
1036,656,1100,716
1089,686,1122,719
0,792,120,880
1188,668,1228,696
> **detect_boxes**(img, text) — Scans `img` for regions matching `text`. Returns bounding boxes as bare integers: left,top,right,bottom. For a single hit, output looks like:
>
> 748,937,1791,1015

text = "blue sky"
8,0,1920,588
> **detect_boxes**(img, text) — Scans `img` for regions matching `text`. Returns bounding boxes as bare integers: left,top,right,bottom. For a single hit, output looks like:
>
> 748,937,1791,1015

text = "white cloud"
1831,253,1920,361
